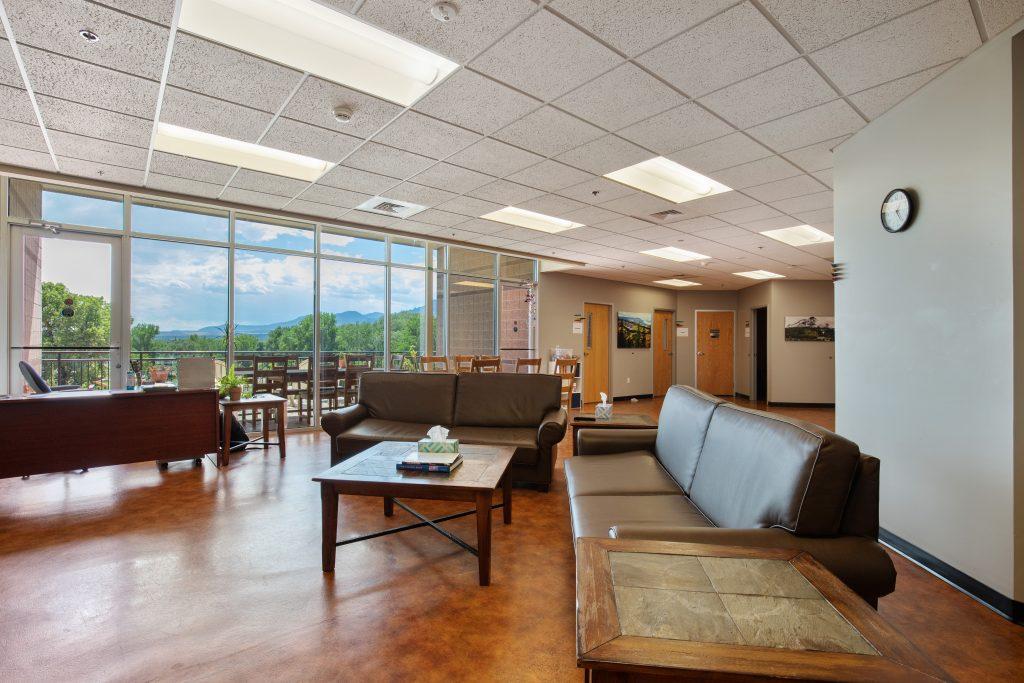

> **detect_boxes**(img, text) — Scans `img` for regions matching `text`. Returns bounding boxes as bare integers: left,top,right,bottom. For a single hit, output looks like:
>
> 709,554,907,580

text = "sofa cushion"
453,373,561,427
565,451,680,497
359,372,456,425
448,426,537,449
654,385,723,493
570,494,710,538
341,418,436,442
689,404,860,536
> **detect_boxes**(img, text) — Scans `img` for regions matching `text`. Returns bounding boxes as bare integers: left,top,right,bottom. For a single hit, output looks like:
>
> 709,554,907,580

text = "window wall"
2,175,538,426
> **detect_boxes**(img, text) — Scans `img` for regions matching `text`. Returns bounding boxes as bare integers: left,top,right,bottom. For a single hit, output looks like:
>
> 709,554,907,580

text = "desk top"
219,393,288,407
0,388,217,403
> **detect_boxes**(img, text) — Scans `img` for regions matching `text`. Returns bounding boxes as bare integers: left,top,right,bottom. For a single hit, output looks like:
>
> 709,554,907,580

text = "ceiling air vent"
355,195,428,218
650,209,683,221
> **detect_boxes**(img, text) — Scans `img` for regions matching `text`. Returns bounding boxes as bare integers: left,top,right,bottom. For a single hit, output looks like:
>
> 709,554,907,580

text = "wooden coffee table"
314,441,515,586
577,537,949,682
571,413,657,456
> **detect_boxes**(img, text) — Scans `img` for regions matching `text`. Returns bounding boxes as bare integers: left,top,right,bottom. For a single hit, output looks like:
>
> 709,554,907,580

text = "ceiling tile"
20,45,157,117
616,103,733,155
145,173,224,199
760,0,934,52
0,117,47,152
669,215,732,232
699,59,837,129
470,11,621,101
92,0,175,24
281,76,402,139
295,184,371,208
737,215,806,231
814,168,833,187
446,138,543,177
556,176,636,204
347,210,399,228
434,194,502,217
518,193,589,216
555,135,650,175
559,225,616,240
713,203,782,224
631,224,684,242
467,178,546,204
561,205,623,225
168,34,303,113
811,0,980,93
781,135,849,172
710,155,803,189
505,159,592,192
49,129,147,168
454,217,512,234
492,106,603,157
0,84,38,124
637,2,798,97
599,192,676,216
318,164,400,195
743,174,828,202
286,198,348,220
669,191,760,219
4,0,168,78
693,225,755,240
221,187,290,210
410,162,494,194
976,0,1024,37
849,61,955,119
414,69,540,135
549,0,736,56
554,63,687,130
373,111,481,160
260,117,363,162
596,216,655,234
344,142,435,178
36,94,151,147
0,39,21,87
793,207,835,226
230,169,309,197
161,86,272,141
745,99,864,152
769,190,833,214
357,0,536,63
57,156,142,184
668,132,772,173
415,208,467,227
149,151,235,184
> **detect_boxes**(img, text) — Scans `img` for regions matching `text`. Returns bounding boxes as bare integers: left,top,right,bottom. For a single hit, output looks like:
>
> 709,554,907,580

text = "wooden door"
696,311,734,396
583,303,610,404
653,310,674,397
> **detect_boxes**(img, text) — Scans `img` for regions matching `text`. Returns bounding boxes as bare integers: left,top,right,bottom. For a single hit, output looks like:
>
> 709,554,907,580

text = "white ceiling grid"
0,0,1017,289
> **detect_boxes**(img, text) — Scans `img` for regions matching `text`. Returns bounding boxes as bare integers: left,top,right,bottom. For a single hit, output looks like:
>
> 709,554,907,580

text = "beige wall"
834,22,1023,599
736,282,771,397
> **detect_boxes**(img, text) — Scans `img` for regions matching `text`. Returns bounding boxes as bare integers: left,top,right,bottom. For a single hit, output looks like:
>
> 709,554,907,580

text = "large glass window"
391,237,425,267
236,215,314,252
500,254,536,281
320,260,386,368
448,276,495,357
430,273,446,357
390,267,425,369
9,179,123,230
132,200,228,242
321,227,385,261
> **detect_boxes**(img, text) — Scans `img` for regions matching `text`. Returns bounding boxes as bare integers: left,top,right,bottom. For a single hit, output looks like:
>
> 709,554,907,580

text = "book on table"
397,453,463,473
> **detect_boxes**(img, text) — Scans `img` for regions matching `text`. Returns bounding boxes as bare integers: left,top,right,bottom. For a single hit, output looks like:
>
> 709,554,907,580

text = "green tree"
42,281,110,347
131,322,160,350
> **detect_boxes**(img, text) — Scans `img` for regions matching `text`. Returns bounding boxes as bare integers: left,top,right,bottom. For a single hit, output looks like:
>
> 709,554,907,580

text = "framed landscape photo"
617,311,651,348
784,315,835,342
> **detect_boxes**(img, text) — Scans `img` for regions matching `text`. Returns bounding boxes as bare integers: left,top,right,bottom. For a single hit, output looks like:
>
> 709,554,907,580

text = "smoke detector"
333,105,353,123
430,2,458,22
78,29,99,42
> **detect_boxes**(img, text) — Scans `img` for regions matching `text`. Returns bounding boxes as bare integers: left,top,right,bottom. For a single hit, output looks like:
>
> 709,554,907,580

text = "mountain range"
156,311,384,340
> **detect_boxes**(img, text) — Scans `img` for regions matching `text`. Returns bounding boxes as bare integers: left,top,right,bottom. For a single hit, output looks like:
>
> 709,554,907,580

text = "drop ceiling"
0,0,1017,289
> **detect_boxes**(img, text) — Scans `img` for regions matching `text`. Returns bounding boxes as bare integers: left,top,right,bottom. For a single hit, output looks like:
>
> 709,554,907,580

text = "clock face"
881,189,913,232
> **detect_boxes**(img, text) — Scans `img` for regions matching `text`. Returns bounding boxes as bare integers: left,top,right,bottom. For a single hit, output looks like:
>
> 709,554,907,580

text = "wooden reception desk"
0,389,219,478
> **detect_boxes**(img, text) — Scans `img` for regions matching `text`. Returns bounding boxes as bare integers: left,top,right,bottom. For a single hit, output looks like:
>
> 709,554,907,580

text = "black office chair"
18,361,80,394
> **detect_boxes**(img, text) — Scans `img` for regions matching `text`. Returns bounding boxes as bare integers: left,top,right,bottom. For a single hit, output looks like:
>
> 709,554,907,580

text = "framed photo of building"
784,315,835,342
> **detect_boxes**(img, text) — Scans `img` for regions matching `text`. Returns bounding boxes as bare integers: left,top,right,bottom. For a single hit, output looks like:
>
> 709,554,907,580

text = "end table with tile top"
570,413,657,456
576,537,949,682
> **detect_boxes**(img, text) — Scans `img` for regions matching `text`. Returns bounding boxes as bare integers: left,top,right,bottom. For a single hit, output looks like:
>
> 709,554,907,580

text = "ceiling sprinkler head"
430,2,458,22
333,105,353,123
79,29,99,42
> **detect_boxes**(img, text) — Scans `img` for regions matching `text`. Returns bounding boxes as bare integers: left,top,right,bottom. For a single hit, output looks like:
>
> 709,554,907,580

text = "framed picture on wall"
784,315,835,342
617,311,652,348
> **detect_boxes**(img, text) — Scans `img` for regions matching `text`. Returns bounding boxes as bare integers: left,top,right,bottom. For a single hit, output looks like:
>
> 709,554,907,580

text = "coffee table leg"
219,407,231,467
277,403,287,458
384,496,394,517
321,482,338,572
476,490,492,586
502,474,512,525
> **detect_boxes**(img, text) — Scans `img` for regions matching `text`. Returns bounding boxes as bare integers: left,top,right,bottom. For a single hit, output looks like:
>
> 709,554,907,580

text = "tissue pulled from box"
427,425,449,441
599,392,608,405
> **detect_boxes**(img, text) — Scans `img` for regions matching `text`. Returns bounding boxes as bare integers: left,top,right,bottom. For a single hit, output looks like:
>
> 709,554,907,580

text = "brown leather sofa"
321,371,566,490
565,385,896,605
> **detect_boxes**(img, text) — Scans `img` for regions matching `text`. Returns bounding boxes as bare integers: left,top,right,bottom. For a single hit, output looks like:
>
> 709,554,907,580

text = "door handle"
697,351,705,356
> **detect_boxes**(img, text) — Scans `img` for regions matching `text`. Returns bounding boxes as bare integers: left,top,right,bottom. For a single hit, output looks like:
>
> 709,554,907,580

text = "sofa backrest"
454,373,561,427
359,372,456,425
688,404,860,537
654,385,723,493
839,454,880,539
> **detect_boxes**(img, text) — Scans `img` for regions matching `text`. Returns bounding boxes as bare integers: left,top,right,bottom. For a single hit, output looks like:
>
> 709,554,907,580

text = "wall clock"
881,189,914,233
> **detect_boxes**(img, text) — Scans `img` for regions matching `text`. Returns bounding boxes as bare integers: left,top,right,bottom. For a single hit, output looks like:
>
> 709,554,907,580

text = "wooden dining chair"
419,356,450,373
554,357,579,411
316,357,341,412
342,365,372,407
344,352,375,369
515,357,541,373
452,355,474,373
471,357,501,373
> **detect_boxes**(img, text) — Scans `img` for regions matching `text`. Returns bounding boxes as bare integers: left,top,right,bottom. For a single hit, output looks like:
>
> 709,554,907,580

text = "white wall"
834,23,1022,599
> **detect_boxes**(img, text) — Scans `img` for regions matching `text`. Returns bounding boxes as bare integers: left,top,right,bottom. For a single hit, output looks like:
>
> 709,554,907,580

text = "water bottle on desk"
127,369,137,390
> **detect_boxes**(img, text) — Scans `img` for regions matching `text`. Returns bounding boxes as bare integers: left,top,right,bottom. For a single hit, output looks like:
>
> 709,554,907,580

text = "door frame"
694,309,736,395
652,308,675,396
750,306,768,402
582,300,613,404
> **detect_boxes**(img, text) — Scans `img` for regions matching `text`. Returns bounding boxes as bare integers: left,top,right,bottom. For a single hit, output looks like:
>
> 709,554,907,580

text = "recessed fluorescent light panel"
178,0,459,106
480,207,583,234
734,270,785,280
153,123,334,181
640,246,710,262
604,157,731,203
760,224,834,247
654,279,699,287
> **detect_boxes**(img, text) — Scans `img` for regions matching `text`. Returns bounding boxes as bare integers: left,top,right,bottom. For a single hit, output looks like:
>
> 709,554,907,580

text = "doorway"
695,310,734,396
582,302,610,404
653,309,674,397
9,226,124,394
752,307,767,402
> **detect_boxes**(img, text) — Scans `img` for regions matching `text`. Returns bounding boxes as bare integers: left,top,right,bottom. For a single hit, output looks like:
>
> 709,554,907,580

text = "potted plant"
218,365,245,402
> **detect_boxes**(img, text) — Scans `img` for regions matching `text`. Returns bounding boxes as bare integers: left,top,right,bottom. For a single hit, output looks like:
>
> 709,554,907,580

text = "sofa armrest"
609,525,896,603
577,428,658,456
320,403,368,437
537,407,567,448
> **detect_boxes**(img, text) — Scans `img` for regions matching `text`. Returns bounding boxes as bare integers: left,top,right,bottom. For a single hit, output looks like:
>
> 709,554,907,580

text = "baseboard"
734,392,750,399
613,393,653,402
880,528,1023,625
767,401,836,408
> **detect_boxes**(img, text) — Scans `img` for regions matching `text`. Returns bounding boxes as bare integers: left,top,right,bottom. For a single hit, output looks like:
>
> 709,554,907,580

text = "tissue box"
418,438,460,454
595,403,613,420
